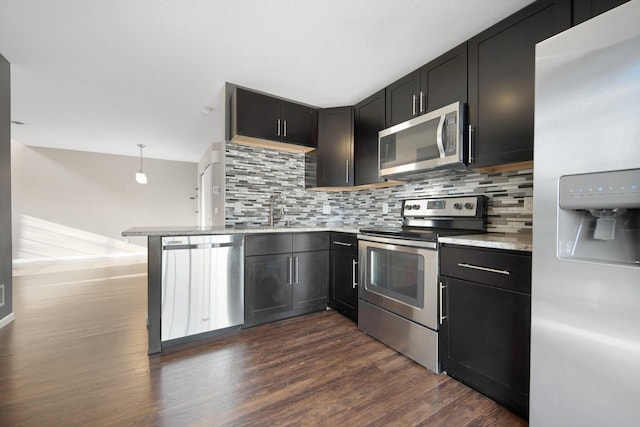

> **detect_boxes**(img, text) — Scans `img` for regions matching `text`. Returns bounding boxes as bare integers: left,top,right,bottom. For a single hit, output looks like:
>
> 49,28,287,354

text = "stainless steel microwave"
379,102,467,178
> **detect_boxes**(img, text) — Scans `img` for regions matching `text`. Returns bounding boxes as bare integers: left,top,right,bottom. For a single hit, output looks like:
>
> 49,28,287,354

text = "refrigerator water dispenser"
558,169,640,266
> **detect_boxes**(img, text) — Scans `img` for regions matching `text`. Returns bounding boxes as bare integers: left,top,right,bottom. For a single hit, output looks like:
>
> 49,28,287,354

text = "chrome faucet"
269,194,283,227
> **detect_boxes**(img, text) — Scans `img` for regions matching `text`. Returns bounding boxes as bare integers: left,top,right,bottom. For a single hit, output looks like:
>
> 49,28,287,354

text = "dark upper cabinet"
419,43,467,114
232,87,318,149
317,107,354,187
385,70,421,127
573,0,630,24
354,89,385,186
468,0,571,169
385,43,467,127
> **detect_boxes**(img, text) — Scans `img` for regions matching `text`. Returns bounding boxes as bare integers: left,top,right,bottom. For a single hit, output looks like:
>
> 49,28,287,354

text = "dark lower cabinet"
328,233,358,322
468,0,571,168
440,244,532,418
244,233,329,328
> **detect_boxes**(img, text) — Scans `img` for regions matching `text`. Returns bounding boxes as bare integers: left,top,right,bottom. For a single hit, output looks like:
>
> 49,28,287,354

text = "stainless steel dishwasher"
161,234,244,342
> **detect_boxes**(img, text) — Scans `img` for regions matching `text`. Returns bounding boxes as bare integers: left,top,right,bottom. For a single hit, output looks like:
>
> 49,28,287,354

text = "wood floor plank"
0,259,528,426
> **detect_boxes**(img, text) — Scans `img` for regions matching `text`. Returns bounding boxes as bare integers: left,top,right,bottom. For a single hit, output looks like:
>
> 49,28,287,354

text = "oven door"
358,235,438,330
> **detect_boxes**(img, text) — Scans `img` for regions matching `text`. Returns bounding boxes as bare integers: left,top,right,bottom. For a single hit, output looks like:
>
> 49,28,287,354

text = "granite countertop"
122,225,360,237
438,233,533,252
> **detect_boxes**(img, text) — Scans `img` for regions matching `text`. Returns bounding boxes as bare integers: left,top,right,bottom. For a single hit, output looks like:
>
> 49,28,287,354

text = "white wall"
11,142,198,260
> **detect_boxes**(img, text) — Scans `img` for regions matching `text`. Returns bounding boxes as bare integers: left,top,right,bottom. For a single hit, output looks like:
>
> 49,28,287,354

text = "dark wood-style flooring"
0,258,527,426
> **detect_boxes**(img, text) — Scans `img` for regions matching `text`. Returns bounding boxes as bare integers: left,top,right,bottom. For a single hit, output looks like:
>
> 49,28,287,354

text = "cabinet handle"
283,120,287,137
277,119,281,136
457,262,510,275
332,241,352,247
352,260,358,288
419,91,425,113
412,94,417,116
468,125,474,163
439,281,446,325
345,160,349,184
294,256,299,284
287,256,293,284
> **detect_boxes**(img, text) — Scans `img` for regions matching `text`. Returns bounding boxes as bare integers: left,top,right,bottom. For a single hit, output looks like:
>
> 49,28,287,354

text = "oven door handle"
439,281,446,325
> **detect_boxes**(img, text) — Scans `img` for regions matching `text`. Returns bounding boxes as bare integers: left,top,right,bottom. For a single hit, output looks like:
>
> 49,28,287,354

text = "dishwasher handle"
162,241,242,250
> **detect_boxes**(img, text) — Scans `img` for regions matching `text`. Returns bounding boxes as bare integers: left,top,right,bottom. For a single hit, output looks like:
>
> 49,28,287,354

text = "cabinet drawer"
246,234,292,256
439,245,531,294
330,232,357,255
293,232,329,252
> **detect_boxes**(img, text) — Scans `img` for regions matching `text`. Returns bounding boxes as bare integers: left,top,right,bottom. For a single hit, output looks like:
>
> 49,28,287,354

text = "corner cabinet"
328,232,358,322
439,244,532,418
316,107,354,187
244,232,329,328
385,43,467,127
231,87,318,151
354,89,385,186
468,0,571,169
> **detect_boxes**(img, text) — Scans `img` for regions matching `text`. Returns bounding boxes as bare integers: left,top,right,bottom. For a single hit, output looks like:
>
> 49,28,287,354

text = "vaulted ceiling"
0,0,534,162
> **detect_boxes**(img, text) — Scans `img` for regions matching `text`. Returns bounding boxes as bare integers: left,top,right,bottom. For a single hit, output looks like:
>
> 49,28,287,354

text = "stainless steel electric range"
357,195,487,373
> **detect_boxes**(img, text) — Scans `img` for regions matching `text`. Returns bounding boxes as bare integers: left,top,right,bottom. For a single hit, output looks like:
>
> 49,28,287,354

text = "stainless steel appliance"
531,2,640,425
358,195,486,373
379,101,467,178
161,234,244,343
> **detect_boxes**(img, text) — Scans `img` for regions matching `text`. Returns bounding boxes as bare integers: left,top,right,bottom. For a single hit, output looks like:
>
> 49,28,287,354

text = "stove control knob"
406,205,412,211
464,202,474,210
453,203,463,210
412,204,421,210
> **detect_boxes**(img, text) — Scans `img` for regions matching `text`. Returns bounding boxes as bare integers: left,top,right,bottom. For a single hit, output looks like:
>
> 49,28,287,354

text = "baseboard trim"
0,312,15,330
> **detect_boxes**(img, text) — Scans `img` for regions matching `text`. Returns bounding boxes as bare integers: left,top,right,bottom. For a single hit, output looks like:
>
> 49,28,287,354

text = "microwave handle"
436,115,446,158
468,125,475,163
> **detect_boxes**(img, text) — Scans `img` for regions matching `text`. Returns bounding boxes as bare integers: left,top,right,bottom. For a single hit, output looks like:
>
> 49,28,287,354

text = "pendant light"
136,144,148,184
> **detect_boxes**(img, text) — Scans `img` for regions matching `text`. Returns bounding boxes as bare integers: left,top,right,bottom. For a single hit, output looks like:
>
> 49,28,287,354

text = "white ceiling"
0,0,535,163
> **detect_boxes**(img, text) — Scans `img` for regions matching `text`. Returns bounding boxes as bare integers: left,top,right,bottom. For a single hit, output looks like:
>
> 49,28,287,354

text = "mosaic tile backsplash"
225,143,533,234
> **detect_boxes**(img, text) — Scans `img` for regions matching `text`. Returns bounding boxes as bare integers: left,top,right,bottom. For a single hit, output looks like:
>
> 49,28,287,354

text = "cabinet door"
235,88,280,142
573,0,629,24
354,89,385,186
245,253,292,320
446,276,531,417
385,69,421,127
292,251,329,311
420,43,467,113
468,0,571,168
330,252,358,321
281,100,318,148
317,107,354,187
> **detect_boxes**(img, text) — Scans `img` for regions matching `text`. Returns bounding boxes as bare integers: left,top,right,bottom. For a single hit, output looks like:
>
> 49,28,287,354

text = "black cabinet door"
468,0,571,168
573,0,630,24
420,42,467,113
245,253,291,320
292,251,329,311
354,89,385,186
385,69,421,127
330,251,358,321
281,100,318,148
317,107,354,187
234,88,280,142
446,276,531,417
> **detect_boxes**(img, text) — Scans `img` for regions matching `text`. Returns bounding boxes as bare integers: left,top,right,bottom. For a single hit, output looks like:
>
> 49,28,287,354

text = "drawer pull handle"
332,241,353,247
457,263,510,275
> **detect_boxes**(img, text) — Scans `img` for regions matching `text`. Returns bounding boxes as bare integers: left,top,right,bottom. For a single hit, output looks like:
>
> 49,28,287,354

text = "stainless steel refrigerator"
531,1,640,426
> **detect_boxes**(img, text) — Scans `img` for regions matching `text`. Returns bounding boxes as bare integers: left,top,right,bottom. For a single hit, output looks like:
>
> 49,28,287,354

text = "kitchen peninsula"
122,225,358,354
